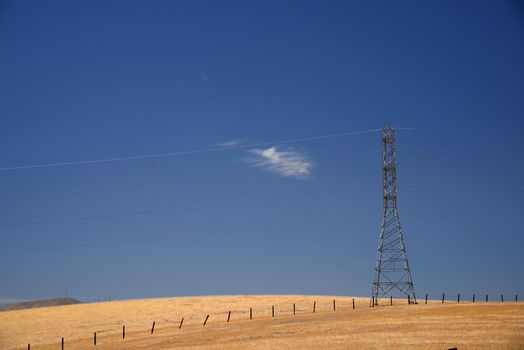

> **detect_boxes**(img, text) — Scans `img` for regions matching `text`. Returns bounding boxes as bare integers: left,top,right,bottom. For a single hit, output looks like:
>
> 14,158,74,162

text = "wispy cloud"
215,139,243,148
247,146,312,178
200,71,209,81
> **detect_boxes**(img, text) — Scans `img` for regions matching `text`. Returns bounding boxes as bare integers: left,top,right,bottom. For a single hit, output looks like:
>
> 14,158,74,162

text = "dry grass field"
1,295,523,350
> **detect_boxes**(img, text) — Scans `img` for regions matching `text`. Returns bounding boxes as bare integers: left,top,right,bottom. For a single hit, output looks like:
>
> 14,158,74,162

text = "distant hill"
0,297,81,311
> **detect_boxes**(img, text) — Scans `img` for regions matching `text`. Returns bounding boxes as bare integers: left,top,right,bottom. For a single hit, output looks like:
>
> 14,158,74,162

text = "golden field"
0,295,523,350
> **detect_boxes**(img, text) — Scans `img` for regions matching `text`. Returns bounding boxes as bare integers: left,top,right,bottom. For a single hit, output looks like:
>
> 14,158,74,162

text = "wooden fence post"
28,344,30,350
390,296,393,306
501,294,504,302
227,311,231,322
425,294,428,304
250,307,252,320
179,318,184,329
457,293,460,303
442,293,445,303
473,294,475,303
203,315,209,326
61,337,64,350
313,301,316,313
94,332,97,345
333,299,336,311
293,303,296,315
123,325,125,339
151,321,155,334
516,294,518,302
486,294,488,302
272,306,275,317
371,296,374,307
408,295,411,305
352,298,355,309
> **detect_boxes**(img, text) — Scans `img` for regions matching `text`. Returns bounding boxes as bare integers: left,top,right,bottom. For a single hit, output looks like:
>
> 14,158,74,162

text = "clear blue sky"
0,0,523,302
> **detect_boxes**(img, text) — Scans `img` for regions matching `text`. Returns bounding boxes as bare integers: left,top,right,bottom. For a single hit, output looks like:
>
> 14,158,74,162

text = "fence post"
442,293,445,303
501,294,504,302
203,315,209,326
352,298,355,309
61,337,64,350
123,325,126,339
227,311,231,322
371,296,374,307
272,306,275,317
28,344,30,350
250,307,252,320
293,303,296,315
151,321,155,334
94,332,97,345
333,299,336,311
179,318,184,329
313,301,316,313
457,294,460,303
516,294,518,302
425,294,428,304
486,294,488,302
473,294,475,303
390,296,393,306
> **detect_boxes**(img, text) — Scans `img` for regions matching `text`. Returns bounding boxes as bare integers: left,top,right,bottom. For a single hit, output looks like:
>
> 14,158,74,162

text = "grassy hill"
0,297,81,311
0,295,522,349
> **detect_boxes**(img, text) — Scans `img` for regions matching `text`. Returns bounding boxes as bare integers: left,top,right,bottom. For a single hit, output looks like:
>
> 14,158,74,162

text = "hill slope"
0,297,81,311
0,295,522,349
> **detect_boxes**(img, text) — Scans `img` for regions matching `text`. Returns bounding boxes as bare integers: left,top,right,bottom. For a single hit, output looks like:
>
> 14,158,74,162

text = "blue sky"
0,0,523,302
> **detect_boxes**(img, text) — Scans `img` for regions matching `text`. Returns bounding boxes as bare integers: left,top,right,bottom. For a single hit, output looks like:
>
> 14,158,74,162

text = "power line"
397,127,522,132
0,216,349,254
2,178,522,225
402,212,524,223
2,151,383,200
0,187,338,221
3,173,257,200
0,188,349,227
0,128,380,171
403,184,524,193
1,205,522,254
1,126,521,171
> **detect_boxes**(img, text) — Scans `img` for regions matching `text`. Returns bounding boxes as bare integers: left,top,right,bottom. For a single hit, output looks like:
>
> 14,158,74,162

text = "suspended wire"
11,148,505,202
3,173,257,201
1,152,380,200
0,220,293,251
0,231,199,255
1,208,522,255
1,126,522,255
396,127,522,132
0,216,357,254
1,183,522,229
0,187,319,222
402,212,524,223
0,128,380,171
0,188,350,228
2,126,521,171
403,184,524,193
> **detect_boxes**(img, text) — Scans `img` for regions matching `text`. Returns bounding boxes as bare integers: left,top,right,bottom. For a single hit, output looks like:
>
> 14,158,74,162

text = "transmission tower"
371,123,416,305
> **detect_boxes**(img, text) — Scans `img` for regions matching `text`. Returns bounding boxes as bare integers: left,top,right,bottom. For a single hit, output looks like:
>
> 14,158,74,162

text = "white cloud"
216,139,243,147
248,146,312,178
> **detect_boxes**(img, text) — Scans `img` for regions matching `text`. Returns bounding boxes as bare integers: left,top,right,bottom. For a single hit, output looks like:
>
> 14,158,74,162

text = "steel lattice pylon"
371,123,416,305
